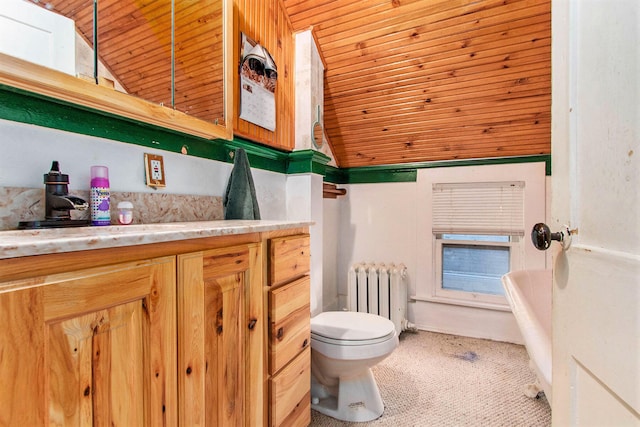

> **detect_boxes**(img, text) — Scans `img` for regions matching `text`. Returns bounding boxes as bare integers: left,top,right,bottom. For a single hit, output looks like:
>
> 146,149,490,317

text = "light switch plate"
144,153,166,187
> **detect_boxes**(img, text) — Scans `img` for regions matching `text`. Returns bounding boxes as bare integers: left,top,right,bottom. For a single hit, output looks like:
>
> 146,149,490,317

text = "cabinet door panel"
43,264,155,320
0,256,177,427
205,273,244,426
0,288,45,425
48,301,145,426
174,0,225,124
178,243,264,427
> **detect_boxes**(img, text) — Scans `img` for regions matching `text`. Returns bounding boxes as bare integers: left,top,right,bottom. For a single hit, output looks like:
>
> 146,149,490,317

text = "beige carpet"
310,330,551,426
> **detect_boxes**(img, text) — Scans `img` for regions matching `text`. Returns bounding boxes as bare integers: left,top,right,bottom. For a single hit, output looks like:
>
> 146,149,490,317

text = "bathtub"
501,269,552,404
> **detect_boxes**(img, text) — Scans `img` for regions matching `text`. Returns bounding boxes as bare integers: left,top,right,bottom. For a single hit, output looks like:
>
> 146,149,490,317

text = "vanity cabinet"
0,224,310,426
0,256,178,426
267,234,312,427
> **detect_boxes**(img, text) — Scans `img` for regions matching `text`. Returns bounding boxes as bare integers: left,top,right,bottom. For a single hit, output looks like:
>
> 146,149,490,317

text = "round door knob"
531,223,564,251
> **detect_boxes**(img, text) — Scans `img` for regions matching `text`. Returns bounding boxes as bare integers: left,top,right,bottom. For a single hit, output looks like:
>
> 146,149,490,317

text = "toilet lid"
311,311,396,343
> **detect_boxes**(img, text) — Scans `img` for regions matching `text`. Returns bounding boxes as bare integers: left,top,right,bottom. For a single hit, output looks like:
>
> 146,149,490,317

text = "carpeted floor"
310,330,551,426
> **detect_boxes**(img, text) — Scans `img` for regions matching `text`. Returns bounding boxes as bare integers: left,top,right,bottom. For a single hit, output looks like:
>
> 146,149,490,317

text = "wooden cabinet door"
0,256,177,427
178,243,263,427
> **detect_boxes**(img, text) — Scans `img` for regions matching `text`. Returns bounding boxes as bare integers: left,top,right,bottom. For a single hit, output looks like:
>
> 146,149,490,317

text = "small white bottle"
117,201,134,225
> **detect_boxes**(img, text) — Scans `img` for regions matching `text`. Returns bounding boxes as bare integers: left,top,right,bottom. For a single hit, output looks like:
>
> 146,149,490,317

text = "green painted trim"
287,150,331,175
344,167,418,184
545,156,552,175
225,138,290,174
0,84,290,173
0,84,196,150
322,155,552,184
0,86,551,181
0,84,227,157
401,155,552,176
324,165,348,184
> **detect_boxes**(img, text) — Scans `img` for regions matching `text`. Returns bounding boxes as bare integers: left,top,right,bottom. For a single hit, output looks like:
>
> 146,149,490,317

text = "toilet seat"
310,312,397,360
311,332,394,346
311,311,396,345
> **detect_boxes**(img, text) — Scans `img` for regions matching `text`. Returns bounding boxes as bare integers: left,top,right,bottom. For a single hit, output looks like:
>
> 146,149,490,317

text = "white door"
551,0,640,425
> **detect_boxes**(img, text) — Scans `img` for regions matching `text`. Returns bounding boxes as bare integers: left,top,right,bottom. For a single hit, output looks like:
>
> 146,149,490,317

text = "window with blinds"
432,181,525,236
432,181,525,302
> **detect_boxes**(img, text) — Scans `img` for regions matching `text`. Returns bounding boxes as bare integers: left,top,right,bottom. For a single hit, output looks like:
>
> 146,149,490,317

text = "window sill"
411,294,512,312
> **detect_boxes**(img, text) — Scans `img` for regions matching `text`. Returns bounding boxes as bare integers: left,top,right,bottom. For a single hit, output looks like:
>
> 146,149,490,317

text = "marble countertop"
0,220,312,259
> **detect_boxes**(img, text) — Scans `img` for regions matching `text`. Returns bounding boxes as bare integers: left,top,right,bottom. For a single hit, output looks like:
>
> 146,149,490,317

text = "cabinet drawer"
269,275,311,374
269,235,310,287
269,346,311,427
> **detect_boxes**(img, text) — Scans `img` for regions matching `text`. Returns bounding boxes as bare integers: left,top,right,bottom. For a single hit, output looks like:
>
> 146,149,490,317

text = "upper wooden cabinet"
0,0,232,140
232,0,296,151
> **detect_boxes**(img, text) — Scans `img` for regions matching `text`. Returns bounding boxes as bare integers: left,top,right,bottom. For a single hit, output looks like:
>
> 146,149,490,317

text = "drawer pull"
302,338,308,348
276,327,284,340
248,318,257,330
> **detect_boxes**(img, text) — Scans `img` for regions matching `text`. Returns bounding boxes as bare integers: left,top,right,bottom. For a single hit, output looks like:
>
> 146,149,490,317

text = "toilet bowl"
310,311,399,422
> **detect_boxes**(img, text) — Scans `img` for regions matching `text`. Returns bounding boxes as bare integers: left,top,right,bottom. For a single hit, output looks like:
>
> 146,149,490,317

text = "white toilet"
310,311,399,422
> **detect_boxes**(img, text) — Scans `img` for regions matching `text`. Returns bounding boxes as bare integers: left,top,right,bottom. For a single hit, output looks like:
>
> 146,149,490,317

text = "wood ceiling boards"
34,0,551,168
283,0,551,168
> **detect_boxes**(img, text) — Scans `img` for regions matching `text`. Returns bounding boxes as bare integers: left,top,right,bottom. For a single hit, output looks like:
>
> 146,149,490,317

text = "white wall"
322,197,341,311
286,173,324,316
334,181,419,307
291,29,337,315
0,119,288,219
294,30,336,165
324,162,549,343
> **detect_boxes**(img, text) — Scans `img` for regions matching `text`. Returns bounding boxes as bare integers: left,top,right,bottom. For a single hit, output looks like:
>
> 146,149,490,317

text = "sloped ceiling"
282,0,551,168
32,0,551,169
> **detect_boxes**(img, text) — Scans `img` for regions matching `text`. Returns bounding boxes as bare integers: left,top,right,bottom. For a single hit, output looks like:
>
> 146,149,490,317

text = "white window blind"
432,181,525,236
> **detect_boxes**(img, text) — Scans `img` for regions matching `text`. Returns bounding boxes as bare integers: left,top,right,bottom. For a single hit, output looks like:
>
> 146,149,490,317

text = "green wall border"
0,85,550,183
287,150,331,175
0,85,290,173
322,154,552,184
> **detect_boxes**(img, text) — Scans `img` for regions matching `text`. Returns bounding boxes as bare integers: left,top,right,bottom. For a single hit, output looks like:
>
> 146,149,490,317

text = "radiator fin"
347,262,412,335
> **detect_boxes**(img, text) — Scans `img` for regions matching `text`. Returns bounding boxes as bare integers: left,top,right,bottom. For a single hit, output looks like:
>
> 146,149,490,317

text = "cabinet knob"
248,318,257,330
302,338,308,348
276,327,284,340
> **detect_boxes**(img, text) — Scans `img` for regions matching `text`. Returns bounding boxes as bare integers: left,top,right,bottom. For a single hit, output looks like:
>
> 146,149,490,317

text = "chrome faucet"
44,161,88,220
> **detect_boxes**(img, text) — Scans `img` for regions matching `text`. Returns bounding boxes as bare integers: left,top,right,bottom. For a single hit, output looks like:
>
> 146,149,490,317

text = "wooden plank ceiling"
282,0,552,168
